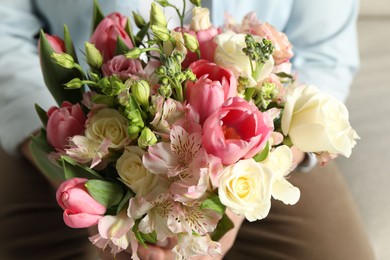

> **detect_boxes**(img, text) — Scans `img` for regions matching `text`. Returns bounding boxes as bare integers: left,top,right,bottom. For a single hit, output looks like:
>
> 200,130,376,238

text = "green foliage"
61,156,102,180
201,194,226,215
34,104,48,127
210,213,234,241
92,0,105,31
253,141,270,162
85,179,125,208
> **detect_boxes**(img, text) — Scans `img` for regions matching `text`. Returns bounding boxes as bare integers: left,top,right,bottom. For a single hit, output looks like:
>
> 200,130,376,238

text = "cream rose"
85,108,128,149
190,6,211,31
214,31,274,86
218,158,273,222
116,146,159,196
281,85,359,157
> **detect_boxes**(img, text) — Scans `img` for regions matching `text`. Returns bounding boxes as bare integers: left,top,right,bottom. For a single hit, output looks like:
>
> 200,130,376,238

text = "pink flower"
202,97,274,165
186,60,237,124
90,13,133,63
44,34,65,53
102,55,144,80
56,178,106,228
177,27,220,68
46,101,86,150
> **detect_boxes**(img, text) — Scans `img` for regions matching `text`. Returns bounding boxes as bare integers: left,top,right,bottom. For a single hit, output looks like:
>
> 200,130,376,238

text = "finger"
137,243,176,260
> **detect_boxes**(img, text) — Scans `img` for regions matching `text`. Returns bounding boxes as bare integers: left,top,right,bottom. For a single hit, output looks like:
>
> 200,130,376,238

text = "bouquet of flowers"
31,0,359,258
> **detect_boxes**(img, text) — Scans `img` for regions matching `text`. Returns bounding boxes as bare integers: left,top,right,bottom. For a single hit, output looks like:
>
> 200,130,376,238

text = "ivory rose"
85,108,128,149
102,55,144,80
202,97,274,165
56,178,106,228
214,31,274,86
46,101,86,150
90,12,133,62
281,85,359,157
186,60,237,124
116,146,159,196
218,158,273,221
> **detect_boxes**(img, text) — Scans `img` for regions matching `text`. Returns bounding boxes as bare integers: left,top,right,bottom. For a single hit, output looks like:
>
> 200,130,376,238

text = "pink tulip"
202,97,274,165
56,178,106,228
38,33,65,55
186,60,237,124
90,12,133,63
102,55,144,80
46,101,86,150
176,27,219,68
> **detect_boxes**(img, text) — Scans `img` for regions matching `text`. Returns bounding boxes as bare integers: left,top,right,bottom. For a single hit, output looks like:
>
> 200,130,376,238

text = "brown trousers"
0,148,375,260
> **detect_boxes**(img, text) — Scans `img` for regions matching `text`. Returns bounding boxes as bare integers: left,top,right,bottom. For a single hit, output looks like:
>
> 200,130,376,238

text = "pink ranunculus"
202,97,274,165
56,178,106,228
46,101,86,150
186,60,237,124
175,27,220,68
90,12,133,63
102,55,145,80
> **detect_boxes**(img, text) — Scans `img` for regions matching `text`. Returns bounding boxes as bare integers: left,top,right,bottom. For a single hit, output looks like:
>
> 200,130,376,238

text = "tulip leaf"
210,213,234,241
201,194,226,215
115,36,131,56
253,141,270,162
29,130,65,185
39,30,83,105
34,103,48,127
116,190,135,215
92,0,105,31
85,179,125,208
135,22,150,46
125,19,136,49
63,24,79,63
61,156,102,180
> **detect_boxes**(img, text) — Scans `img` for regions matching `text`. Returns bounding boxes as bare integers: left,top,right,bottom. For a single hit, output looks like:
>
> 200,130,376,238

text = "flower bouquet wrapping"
31,0,359,259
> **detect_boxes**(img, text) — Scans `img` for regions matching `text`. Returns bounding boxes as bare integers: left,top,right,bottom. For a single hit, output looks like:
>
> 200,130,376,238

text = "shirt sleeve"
284,0,360,102
0,0,56,155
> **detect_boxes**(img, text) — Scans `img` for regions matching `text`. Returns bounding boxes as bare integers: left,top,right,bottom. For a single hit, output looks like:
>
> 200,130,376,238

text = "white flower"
172,233,221,259
282,85,359,157
85,108,128,149
190,6,211,31
218,158,273,221
262,145,300,205
214,31,274,86
116,146,160,196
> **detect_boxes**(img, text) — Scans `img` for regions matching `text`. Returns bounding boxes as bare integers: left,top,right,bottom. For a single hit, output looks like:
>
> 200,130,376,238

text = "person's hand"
290,145,306,167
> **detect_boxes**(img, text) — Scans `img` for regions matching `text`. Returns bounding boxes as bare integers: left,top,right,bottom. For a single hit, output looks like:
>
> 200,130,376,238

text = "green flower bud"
132,11,146,29
51,52,75,69
151,25,171,42
138,127,157,148
85,42,103,69
155,0,169,7
150,2,167,27
190,0,202,7
64,78,83,89
125,47,143,59
126,109,145,139
183,33,199,53
132,80,150,108
158,84,172,98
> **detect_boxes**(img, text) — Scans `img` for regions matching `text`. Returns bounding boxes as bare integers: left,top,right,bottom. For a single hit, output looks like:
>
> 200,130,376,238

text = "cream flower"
262,145,300,205
190,6,211,31
218,158,273,221
282,85,359,157
214,31,274,87
85,108,128,149
116,146,160,196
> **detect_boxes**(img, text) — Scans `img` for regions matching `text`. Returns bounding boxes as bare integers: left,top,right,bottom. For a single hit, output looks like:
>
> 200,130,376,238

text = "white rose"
190,6,211,31
281,85,359,157
214,31,274,86
85,108,128,149
218,158,273,222
262,145,300,205
116,146,159,196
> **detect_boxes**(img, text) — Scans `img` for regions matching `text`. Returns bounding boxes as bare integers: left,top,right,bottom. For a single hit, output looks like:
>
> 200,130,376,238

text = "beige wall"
359,0,390,16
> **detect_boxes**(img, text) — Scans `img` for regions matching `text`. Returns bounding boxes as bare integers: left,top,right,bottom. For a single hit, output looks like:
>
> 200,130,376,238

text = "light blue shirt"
0,0,359,154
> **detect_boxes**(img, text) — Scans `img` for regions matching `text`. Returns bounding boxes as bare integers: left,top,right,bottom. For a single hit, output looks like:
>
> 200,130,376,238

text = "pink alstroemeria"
89,210,139,259
172,233,221,259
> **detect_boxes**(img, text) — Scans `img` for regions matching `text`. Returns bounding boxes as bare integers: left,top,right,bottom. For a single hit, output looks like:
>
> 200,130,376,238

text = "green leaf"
201,194,226,215
140,231,157,244
29,130,65,185
34,104,48,127
116,190,135,215
115,36,131,56
275,72,294,79
92,0,105,31
135,22,150,46
61,156,102,180
253,141,270,162
133,219,148,247
210,213,234,241
125,19,136,48
39,30,83,105
85,179,125,208
63,24,79,63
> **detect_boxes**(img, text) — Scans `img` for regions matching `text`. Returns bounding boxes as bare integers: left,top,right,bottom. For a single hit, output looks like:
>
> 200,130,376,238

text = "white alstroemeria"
89,210,139,259
262,145,300,205
172,233,221,259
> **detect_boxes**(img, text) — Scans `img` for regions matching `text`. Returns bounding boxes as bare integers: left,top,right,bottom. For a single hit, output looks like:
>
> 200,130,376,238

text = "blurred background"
337,0,390,259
